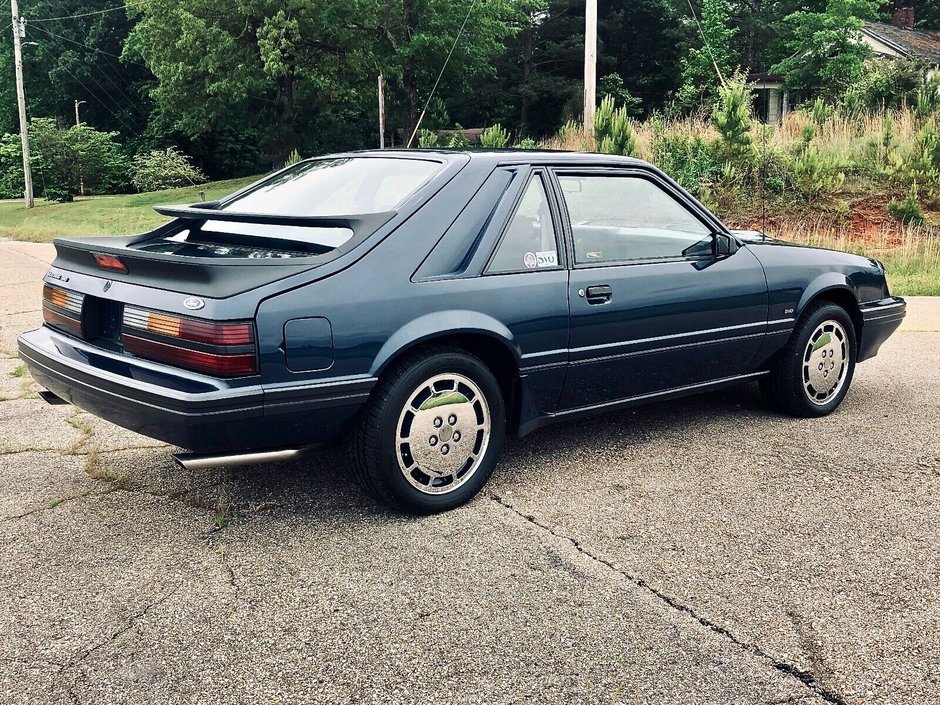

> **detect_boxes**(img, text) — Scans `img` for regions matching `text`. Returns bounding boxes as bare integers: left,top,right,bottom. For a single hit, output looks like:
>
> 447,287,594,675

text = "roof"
861,21,940,65
350,148,648,167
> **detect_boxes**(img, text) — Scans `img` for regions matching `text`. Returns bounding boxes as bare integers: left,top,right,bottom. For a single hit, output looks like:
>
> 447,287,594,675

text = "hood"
730,229,793,246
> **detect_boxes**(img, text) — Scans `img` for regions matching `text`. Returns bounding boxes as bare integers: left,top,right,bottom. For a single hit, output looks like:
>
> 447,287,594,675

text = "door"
554,169,769,410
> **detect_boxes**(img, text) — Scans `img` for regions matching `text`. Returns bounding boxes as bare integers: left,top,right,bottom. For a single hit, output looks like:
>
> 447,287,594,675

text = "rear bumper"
858,296,906,362
17,326,369,453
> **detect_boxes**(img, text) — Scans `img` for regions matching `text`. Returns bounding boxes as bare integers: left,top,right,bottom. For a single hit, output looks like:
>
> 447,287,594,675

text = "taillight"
42,284,85,338
122,306,257,377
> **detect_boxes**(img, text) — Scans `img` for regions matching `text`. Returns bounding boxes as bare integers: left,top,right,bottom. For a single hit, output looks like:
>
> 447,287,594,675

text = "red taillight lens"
122,306,257,377
92,252,127,273
42,284,85,338
122,334,257,376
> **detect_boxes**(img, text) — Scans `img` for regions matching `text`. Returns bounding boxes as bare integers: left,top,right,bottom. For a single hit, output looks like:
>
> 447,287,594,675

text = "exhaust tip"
172,446,315,472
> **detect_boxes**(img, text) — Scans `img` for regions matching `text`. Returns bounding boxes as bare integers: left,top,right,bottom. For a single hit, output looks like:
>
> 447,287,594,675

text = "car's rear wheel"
351,347,505,513
761,301,857,417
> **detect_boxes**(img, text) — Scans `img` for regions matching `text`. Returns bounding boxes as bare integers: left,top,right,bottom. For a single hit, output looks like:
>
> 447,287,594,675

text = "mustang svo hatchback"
18,150,906,512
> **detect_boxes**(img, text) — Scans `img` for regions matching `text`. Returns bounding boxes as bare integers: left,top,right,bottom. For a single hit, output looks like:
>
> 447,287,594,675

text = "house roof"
862,21,940,65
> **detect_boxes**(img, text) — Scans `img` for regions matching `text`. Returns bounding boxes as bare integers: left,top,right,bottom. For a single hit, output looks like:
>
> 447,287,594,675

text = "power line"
29,23,149,69
57,61,140,136
28,23,152,125
29,3,143,23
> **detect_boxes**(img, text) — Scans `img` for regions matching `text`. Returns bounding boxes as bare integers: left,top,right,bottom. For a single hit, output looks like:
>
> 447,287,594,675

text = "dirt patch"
725,194,927,251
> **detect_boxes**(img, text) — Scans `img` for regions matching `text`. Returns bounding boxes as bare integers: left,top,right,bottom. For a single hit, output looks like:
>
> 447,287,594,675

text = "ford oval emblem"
183,296,205,311
102,280,112,292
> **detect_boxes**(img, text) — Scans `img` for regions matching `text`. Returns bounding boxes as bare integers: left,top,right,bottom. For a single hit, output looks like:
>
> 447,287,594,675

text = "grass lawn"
0,176,260,243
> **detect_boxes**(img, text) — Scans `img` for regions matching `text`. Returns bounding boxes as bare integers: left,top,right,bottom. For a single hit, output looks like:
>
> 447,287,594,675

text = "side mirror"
715,233,738,256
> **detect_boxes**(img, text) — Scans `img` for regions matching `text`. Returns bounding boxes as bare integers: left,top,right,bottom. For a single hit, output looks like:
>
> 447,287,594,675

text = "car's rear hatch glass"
131,157,443,258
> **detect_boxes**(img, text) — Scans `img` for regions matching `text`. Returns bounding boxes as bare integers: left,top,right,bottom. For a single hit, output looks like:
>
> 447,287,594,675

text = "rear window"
222,157,443,216
141,157,443,256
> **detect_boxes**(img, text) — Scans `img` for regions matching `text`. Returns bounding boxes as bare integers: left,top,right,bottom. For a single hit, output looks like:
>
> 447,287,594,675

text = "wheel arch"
798,280,863,346
371,312,522,417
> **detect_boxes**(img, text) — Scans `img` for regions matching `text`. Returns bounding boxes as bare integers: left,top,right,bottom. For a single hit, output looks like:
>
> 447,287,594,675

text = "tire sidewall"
789,304,857,416
375,352,506,513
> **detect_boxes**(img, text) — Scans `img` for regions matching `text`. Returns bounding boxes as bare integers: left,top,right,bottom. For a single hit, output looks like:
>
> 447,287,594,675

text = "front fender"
370,310,519,377
796,273,856,317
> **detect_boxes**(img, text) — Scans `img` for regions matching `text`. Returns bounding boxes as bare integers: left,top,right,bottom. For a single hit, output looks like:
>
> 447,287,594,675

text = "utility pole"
583,0,597,138
10,0,33,207
74,99,86,196
377,74,385,149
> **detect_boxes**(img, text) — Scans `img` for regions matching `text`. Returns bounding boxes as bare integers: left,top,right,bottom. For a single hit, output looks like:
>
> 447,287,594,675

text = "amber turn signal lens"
42,284,85,338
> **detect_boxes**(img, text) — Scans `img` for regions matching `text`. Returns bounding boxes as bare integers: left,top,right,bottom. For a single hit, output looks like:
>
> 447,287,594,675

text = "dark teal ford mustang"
18,150,906,513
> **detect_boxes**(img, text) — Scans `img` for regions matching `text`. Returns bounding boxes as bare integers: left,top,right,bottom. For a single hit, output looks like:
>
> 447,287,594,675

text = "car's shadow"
111,382,773,524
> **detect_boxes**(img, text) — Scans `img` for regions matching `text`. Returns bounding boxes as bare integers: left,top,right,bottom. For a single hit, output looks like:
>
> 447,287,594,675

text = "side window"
487,174,560,274
558,174,713,265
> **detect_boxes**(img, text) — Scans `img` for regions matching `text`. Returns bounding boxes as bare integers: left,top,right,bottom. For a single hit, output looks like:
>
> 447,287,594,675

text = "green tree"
459,0,686,139
127,0,372,165
676,0,738,111
0,1,154,139
366,0,537,143
712,77,753,163
772,0,880,98
30,118,129,201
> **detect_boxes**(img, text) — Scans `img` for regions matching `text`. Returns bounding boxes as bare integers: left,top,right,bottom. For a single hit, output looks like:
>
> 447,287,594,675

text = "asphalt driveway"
0,241,937,705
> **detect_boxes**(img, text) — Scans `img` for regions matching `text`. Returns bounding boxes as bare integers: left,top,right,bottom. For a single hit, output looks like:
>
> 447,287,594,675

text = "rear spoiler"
153,204,396,239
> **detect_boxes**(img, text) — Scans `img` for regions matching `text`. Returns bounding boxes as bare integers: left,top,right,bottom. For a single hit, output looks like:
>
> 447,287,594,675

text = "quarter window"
488,175,560,273
558,175,713,265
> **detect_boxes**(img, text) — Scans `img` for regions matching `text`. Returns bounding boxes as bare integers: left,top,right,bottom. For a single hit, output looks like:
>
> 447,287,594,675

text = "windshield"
221,157,443,216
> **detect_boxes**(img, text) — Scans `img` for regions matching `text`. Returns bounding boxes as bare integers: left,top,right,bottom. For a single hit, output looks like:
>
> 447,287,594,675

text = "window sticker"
535,250,558,267
523,251,538,269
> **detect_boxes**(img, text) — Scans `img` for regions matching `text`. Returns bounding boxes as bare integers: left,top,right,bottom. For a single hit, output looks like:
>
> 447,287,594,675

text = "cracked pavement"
1,241,938,704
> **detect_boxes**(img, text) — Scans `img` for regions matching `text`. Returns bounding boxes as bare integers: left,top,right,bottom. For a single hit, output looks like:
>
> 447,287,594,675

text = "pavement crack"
60,584,181,675
487,491,847,705
0,489,102,522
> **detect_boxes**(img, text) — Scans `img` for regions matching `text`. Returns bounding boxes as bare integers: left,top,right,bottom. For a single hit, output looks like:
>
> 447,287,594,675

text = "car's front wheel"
351,347,505,513
762,302,857,417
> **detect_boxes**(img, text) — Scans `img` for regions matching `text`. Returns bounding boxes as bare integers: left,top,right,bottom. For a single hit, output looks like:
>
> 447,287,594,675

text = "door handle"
585,284,612,305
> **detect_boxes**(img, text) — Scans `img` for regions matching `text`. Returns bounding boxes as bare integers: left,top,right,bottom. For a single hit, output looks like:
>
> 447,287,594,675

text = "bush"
131,147,206,193
283,148,301,168
29,118,129,201
886,119,940,196
842,58,923,113
417,129,439,148
447,125,470,148
915,72,940,117
653,131,723,199
515,137,538,149
887,181,925,225
790,146,846,202
479,124,510,149
594,95,636,156
598,74,643,118
0,133,24,199
802,98,836,126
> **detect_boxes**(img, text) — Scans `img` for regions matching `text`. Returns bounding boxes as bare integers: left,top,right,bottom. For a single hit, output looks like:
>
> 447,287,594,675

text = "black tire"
351,346,506,514
762,301,857,417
